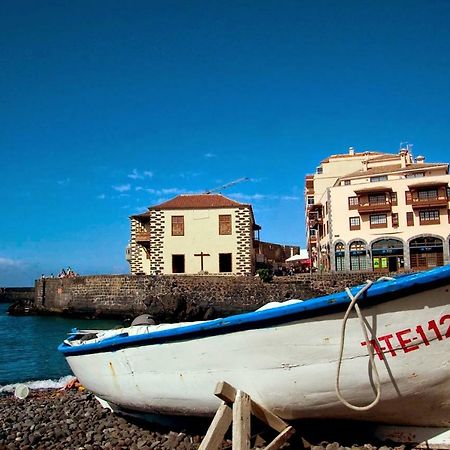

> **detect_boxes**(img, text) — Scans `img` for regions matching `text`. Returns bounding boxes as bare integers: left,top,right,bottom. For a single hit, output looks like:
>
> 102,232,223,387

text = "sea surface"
0,303,120,392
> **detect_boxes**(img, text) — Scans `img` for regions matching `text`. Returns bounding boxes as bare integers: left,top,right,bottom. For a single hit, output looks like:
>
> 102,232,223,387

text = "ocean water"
0,303,120,392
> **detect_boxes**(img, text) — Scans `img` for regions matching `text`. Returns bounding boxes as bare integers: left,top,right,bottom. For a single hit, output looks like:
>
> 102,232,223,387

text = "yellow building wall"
328,174,450,245
161,208,238,274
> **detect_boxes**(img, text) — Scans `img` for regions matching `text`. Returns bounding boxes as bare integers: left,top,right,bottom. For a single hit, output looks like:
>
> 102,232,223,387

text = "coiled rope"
335,277,394,411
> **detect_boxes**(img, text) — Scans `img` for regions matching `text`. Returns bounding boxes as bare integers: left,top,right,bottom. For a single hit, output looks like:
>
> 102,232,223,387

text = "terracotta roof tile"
150,194,248,210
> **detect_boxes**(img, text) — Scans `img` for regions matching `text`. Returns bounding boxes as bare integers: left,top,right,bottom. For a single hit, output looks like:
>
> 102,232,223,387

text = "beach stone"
0,388,402,450
326,443,340,450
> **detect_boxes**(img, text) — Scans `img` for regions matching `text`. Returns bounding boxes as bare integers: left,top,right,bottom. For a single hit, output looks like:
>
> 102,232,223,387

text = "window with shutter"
219,215,232,235
406,211,414,226
171,216,184,236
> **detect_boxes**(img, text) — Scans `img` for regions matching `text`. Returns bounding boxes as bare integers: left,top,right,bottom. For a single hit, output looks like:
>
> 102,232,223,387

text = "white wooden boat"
59,266,450,428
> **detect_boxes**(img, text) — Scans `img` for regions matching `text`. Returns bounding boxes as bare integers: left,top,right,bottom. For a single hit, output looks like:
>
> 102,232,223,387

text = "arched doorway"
349,241,368,271
335,242,345,271
409,236,444,270
371,238,404,272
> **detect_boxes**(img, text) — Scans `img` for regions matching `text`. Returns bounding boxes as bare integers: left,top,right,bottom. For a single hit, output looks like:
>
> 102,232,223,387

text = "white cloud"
96,194,106,200
229,193,266,201
0,257,23,268
161,188,185,195
128,169,142,180
177,171,200,179
143,187,189,196
112,184,131,192
128,169,154,180
229,192,300,202
57,178,71,186
204,153,216,158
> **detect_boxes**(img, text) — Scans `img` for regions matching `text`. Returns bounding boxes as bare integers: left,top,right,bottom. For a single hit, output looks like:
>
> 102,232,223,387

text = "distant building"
305,146,450,272
127,193,298,276
255,241,300,270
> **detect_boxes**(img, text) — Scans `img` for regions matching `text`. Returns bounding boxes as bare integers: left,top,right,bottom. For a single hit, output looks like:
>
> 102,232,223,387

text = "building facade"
305,147,450,272
126,193,301,275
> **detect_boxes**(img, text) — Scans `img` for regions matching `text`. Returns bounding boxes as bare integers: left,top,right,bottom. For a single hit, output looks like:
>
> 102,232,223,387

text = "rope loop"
335,276,394,411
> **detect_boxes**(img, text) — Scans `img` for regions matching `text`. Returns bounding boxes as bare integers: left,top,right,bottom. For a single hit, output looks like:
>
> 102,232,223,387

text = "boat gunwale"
58,266,450,356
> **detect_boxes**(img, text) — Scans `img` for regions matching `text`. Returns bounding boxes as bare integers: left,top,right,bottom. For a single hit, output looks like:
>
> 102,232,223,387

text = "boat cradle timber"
58,265,450,428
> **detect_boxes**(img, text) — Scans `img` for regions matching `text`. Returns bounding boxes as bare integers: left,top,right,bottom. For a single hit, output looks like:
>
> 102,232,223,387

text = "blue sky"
1,1,450,286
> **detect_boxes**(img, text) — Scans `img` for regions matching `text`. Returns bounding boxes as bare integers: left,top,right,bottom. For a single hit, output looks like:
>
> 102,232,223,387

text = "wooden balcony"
406,183,449,209
410,197,448,209
135,231,150,242
308,216,323,228
357,201,392,213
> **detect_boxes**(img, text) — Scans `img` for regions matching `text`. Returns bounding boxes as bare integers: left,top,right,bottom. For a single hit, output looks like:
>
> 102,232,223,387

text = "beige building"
305,147,450,272
127,194,261,276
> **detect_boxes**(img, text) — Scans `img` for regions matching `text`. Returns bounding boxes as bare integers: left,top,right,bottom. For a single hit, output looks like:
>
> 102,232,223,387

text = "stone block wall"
0,287,34,303
34,272,376,321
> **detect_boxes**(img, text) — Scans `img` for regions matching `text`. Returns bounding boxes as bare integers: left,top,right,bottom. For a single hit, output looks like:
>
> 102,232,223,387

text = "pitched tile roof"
150,194,248,210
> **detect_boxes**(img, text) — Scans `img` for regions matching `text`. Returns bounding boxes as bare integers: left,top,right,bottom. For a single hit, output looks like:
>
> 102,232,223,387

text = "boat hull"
65,283,450,426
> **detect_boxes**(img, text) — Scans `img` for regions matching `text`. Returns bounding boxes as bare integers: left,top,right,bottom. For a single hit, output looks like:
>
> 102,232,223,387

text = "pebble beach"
0,388,412,450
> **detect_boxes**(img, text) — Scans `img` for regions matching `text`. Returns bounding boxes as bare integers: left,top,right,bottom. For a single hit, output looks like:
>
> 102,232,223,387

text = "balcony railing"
410,196,448,209
135,231,150,242
357,201,392,213
308,216,323,228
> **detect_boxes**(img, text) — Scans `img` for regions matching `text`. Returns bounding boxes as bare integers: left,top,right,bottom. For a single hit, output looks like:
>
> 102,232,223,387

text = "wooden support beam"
215,381,290,433
199,381,296,450
264,426,296,450
198,402,233,450
232,390,251,450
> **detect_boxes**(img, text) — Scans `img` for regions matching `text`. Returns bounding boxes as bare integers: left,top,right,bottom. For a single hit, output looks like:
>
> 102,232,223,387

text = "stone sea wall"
34,272,375,321
0,287,34,303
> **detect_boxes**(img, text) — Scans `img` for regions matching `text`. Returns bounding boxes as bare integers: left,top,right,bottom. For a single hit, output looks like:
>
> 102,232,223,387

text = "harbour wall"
34,272,375,321
0,287,34,303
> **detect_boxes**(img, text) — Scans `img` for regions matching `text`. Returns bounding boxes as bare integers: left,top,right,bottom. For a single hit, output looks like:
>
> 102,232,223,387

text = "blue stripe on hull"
58,265,450,356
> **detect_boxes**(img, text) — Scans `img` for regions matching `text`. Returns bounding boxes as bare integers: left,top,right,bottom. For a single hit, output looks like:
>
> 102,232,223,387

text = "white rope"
335,276,394,411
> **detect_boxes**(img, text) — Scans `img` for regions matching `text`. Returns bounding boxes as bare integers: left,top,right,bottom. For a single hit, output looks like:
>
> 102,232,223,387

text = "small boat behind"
59,266,450,428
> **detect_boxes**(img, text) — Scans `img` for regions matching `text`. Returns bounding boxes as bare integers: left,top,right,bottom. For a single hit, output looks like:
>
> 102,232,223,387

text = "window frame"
406,211,414,226
369,213,387,229
348,196,359,209
392,212,399,227
418,189,438,200
218,214,232,235
171,215,185,236
370,175,388,183
349,216,360,231
219,253,233,273
368,194,386,205
419,209,440,225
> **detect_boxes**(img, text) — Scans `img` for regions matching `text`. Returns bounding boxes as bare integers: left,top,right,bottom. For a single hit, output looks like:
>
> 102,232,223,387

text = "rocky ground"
0,389,413,450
